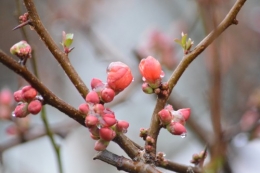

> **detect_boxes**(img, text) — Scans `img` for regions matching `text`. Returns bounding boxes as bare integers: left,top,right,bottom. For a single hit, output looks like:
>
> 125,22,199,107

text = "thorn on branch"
12,20,32,31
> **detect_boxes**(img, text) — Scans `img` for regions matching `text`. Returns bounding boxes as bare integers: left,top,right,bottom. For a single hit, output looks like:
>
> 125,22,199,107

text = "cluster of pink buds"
158,105,190,137
13,86,42,118
10,40,32,65
0,88,13,120
139,56,169,96
79,61,133,151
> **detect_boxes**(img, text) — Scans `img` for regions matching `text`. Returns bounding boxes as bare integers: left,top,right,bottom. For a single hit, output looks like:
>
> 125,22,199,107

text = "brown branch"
113,133,142,160
0,50,140,160
157,160,201,173
22,0,89,99
0,50,85,126
93,150,162,173
146,0,246,156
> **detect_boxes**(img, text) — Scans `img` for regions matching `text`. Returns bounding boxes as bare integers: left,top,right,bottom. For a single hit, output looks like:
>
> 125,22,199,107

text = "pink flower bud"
107,62,133,93
91,78,104,90
93,104,105,114
99,127,116,141
10,41,31,59
78,103,89,114
21,86,37,102
165,104,173,111
101,88,115,103
28,100,42,115
94,139,109,151
14,90,23,102
90,133,100,140
0,89,12,105
167,122,186,135
102,115,117,127
85,115,99,127
116,120,129,133
158,109,172,125
139,56,163,87
89,126,99,137
85,91,100,104
14,103,29,118
142,82,154,94
178,108,191,121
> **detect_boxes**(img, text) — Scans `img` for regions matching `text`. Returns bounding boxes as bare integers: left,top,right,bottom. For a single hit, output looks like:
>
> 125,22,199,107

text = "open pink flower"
139,56,162,87
107,62,133,93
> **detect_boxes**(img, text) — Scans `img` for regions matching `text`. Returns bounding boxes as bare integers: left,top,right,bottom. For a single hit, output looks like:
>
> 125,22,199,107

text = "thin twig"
146,0,247,156
23,0,89,99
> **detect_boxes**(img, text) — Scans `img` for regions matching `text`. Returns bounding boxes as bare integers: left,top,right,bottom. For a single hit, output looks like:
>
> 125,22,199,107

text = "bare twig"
146,0,247,156
94,150,162,173
23,0,89,99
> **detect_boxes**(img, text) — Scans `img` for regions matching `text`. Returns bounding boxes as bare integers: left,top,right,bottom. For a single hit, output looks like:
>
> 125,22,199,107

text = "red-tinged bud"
99,127,116,141
101,88,115,103
165,104,173,111
139,128,148,138
78,103,89,114
167,122,186,135
116,120,129,133
90,133,100,140
85,91,100,104
0,89,12,105
21,86,37,102
142,82,154,94
107,62,133,93
13,103,29,118
10,41,32,59
178,108,191,121
102,113,115,118
139,56,163,87
158,109,172,125
89,126,99,137
146,136,155,144
91,78,104,90
94,139,110,151
93,104,105,114
85,115,99,127
14,90,23,102
28,100,42,115
102,116,117,127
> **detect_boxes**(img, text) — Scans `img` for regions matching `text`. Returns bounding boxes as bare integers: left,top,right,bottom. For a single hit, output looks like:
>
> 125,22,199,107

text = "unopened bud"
85,91,100,104
85,115,99,127
116,120,129,133
167,122,186,135
94,139,109,151
14,103,29,118
78,103,89,114
158,109,172,125
14,90,23,102
28,100,42,115
21,86,37,102
142,82,154,94
101,88,115,103
10,41,31,59
99,127,116,141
